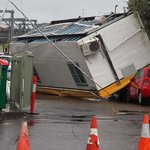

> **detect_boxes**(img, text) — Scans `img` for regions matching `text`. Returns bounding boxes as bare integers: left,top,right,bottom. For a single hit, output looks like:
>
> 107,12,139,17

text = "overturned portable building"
10,12,150,98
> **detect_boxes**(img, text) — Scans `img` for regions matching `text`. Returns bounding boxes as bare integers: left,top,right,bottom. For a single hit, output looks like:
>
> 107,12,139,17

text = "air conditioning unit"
80,38,101,56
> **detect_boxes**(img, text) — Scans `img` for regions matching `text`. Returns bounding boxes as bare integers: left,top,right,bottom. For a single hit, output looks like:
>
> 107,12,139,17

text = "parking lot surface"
0,93,150,150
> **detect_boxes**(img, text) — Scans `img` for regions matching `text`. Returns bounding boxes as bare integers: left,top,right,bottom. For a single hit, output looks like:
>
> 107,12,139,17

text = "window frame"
67,62,88,87
147,70,150,78
134,69,144,80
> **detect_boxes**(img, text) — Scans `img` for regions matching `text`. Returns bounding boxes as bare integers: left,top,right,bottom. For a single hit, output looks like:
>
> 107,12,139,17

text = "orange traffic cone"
16,121,30,150
138,114,150,150
86,115,100,150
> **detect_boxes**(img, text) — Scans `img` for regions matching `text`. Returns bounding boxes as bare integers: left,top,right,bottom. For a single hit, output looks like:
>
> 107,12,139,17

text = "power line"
11,1,110,98
0,0,12,24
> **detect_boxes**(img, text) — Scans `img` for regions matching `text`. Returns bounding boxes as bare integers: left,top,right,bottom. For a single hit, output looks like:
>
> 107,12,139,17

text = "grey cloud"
0,0,127,23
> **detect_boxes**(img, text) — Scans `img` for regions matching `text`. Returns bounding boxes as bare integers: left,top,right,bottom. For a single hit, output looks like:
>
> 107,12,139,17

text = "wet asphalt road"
0,93,150,150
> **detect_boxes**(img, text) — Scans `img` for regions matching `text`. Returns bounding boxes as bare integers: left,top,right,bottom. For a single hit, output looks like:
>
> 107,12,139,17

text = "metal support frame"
0,10,14,42
0,10,37,44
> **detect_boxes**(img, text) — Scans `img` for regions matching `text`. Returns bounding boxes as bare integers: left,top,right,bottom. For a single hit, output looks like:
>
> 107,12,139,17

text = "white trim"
32,84,36,92
141,124,150,138
87,128,100,145
89,128,98,136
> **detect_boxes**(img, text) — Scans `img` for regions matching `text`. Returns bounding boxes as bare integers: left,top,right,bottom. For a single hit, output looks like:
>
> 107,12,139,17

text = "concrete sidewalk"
0,111,25,120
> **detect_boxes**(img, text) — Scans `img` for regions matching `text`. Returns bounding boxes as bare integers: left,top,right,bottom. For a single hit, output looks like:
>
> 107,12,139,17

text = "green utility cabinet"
0,59,9,109
10,51,33,111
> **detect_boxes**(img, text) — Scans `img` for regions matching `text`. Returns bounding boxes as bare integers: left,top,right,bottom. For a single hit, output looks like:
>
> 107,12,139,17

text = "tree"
127,0,150,37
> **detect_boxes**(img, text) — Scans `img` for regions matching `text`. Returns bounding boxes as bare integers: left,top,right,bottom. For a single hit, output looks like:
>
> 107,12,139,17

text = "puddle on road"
70,115,92,122
26,114,93,126
117,110,150,115
26,111,145,126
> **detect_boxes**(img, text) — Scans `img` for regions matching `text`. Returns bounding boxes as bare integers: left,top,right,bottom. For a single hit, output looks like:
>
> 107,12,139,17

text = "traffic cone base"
138,137,150,150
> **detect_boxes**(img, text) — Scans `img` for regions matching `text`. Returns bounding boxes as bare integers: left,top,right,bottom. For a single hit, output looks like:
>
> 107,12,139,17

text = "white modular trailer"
78,12,150,98
10,12,150,98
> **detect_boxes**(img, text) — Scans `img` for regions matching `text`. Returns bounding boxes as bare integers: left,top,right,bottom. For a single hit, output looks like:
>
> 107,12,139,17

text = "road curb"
0,111,25,120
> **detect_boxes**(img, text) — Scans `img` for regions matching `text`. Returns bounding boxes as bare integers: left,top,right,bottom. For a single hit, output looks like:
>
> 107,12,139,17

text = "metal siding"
110,31,150,78
10,42,96,90
100,13,142,52
81,51,115,89
10,52,33,111
78,13,150,90
99,13,150,78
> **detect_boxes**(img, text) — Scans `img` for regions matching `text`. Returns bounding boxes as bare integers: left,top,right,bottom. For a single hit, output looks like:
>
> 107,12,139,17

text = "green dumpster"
0,59,9,109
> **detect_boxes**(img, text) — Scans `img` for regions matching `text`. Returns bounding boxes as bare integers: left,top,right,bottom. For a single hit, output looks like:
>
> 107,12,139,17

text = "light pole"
114,5,118,14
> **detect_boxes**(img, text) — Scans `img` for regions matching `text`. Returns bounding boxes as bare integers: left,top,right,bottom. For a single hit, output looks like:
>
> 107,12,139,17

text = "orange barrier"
138,114,150,150
30,76,37,113
16,121,30,150
86,116,100,150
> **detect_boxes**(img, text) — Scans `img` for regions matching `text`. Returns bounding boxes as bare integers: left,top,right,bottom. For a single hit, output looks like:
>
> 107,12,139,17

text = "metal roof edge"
87,12,132,35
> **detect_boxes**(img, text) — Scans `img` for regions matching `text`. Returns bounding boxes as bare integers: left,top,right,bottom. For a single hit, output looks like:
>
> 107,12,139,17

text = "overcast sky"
0,0,128,23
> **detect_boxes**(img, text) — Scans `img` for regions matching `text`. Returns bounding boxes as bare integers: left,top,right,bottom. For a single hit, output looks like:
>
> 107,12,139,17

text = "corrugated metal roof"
26,24,68,36
25,22,93,37
56,24,87,34
14,13,127,43
21,16,98,38
14,35,83,44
